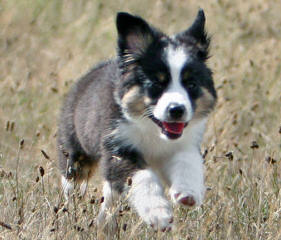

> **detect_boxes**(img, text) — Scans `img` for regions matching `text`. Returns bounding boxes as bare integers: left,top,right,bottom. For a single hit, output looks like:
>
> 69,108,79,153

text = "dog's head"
115,10,216,140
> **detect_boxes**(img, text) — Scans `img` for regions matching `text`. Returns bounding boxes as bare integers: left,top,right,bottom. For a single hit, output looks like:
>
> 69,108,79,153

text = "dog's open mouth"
150,116,188,140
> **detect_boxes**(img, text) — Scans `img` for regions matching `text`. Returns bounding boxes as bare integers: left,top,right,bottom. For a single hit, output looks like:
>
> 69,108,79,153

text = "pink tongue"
163,122,185,134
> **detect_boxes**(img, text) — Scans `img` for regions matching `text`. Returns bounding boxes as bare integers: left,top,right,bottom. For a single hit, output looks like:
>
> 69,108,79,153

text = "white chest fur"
117,117,207,168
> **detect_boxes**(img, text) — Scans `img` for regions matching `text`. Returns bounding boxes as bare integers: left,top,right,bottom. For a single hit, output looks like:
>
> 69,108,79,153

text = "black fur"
57,10,216,193
176,9,211,61
57,61,120,179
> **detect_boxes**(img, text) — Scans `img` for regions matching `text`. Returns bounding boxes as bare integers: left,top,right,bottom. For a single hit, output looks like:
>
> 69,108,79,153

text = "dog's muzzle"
149,111,188,140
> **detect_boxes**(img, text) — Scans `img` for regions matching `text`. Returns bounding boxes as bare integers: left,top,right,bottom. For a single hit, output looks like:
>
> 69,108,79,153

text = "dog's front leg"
129,169,173,231
165,150,205,207
97,181,120,239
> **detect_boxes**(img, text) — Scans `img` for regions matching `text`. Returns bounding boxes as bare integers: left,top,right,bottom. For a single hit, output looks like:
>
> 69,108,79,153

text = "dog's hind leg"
78,165,95,197
58,146,96,199
79,178,88,197
61,175,74,199
61,168,92,200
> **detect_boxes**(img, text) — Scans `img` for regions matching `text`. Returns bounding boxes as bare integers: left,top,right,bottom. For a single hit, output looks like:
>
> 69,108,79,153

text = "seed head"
19,139,24,149
225,152,233,161
41,150,50,160
265,156,277,165
250,141,259,149
39,166,45,177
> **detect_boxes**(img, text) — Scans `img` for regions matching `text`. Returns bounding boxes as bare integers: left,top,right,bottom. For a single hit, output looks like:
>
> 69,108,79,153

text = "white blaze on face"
153,45,193,122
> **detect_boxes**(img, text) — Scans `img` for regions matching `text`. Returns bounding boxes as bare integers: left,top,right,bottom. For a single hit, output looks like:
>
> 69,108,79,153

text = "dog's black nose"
167,103,186,120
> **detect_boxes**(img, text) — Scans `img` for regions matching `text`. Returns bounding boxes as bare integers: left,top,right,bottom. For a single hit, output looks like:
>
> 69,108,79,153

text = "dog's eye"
183,71,190,80
182,71,197,89
155,72,167,83
186,82,197,89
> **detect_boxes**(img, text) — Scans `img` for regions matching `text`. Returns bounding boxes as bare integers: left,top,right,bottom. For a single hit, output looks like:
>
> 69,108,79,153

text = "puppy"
57,9,216,232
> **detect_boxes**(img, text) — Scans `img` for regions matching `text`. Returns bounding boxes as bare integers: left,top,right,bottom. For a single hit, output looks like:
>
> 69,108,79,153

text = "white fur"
97,181,119,222
153,45,193,123
79,180,88,197
113,118,207,230
61,175,74,199
165,150,205,205
129,169,173,230
97,181,119,237
117,117,207,168
61,176,89,199
98,45,207,231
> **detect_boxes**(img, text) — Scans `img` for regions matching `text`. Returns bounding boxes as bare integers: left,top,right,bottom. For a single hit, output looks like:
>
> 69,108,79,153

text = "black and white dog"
57,9,216,231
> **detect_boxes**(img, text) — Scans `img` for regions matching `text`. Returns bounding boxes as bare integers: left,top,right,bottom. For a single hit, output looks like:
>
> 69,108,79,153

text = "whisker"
138,108,153,121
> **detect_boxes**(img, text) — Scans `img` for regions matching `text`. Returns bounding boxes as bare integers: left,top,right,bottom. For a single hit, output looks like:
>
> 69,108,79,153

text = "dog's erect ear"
177,9,210,60
116,12,156,56
186,9,207,43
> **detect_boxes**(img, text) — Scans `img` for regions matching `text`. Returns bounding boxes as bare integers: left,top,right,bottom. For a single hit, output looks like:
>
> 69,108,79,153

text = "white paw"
141,204,173,232
170,187,205,207
61,176,74,200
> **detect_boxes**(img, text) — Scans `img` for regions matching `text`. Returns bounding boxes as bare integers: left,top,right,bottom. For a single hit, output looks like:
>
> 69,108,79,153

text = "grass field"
0,0,281,239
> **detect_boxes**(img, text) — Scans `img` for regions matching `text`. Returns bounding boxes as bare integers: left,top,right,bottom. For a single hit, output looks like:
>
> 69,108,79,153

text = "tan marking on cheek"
194,88,216,119
144,96,152,105
121,86,146,117
122,86,140,105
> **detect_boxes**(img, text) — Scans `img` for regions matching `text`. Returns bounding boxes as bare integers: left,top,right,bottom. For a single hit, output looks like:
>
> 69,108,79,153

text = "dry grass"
0,0,281,239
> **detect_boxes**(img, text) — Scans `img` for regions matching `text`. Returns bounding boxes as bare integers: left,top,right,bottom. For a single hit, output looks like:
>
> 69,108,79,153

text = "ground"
0,0,281,239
